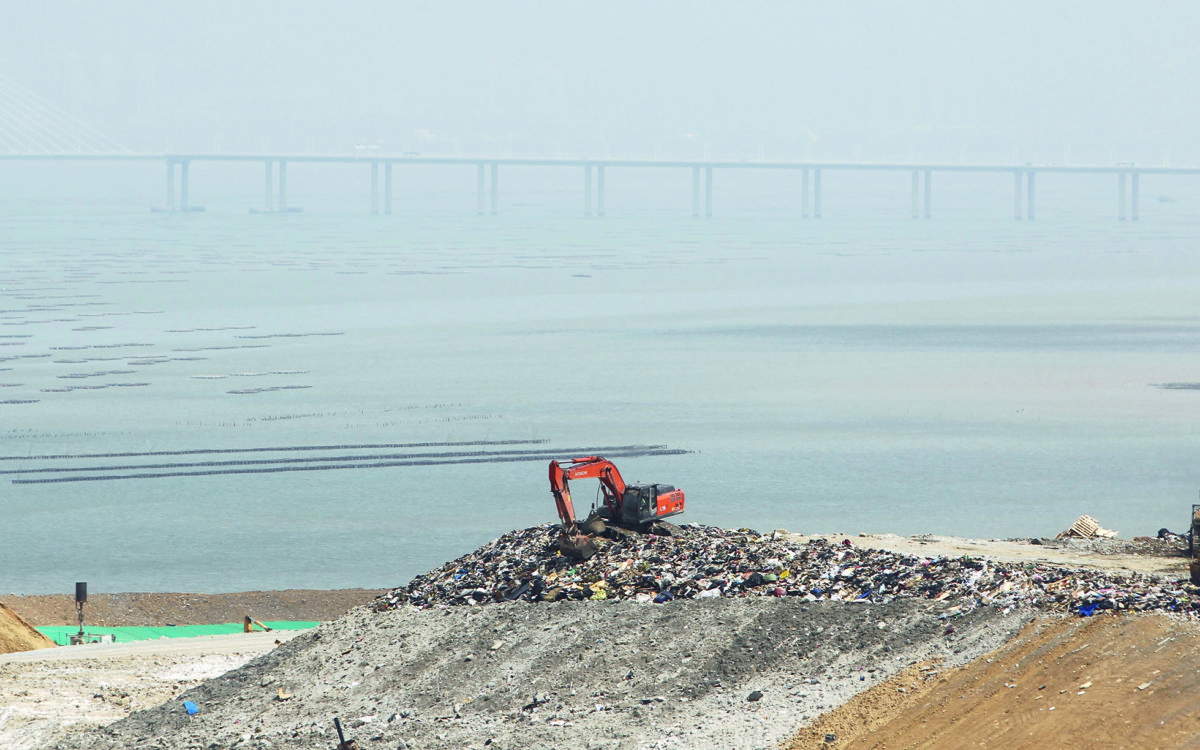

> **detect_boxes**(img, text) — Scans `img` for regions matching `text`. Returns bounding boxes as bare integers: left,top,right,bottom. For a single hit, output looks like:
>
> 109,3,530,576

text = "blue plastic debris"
653,590,674,604
184,701,199,715
1078,603,1099,617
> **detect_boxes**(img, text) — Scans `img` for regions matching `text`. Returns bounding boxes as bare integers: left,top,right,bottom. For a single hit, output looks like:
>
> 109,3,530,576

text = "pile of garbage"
372,523,1200,617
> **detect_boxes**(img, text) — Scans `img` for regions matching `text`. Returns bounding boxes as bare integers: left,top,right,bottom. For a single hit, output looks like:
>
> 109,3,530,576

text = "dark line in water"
0,439,548,462
0,445,668,476
11,448,688,484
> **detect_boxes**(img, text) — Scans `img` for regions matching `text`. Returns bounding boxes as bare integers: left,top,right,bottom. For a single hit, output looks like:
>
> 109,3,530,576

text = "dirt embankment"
789,612,1200,749
0,602,53,654
2,589,386,628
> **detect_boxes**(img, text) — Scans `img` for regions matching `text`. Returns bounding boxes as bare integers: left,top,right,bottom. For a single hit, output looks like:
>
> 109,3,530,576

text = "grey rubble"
49,598,1031,750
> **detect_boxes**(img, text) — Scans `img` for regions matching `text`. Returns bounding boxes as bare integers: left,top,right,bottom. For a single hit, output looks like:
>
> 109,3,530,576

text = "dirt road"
786,531,1189,577
0,632,302,750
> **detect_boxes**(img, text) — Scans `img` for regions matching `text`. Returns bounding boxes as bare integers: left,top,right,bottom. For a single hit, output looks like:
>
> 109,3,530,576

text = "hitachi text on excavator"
549,455,685,559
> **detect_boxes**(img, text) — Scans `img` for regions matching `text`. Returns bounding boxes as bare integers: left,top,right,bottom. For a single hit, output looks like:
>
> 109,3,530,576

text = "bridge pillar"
1131,173,1139,221
264,161,273,212
490,163,498,215
371,162,379,215
180,161,190,212
1026,171,1035,220
923,170,931,219
384,163,393,215
1013,171,1022,220
1118,172,1126,221
705,167,713,217
692,166,700,217
597,165,606,217
813,169,822,218
165,160,175,211
279,161,288,212
584,164,593,216
801,168,810,218
476,163,485,215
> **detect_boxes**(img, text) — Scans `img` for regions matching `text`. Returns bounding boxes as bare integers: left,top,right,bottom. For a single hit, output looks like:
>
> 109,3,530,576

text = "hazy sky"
4,2,1198,162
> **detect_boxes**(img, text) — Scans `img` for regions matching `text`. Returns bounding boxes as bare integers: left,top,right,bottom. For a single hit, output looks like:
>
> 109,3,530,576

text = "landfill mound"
41,525,1200,749
787,611,1200,749
47,597,1031,750
0,601,54,654
373,523,1200,616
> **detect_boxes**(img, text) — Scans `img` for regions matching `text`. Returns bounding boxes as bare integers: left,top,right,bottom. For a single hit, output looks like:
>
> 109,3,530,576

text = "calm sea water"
2,166,1200,593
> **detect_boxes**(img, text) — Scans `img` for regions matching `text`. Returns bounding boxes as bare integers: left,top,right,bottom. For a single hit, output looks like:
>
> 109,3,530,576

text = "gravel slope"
47,598,1031,750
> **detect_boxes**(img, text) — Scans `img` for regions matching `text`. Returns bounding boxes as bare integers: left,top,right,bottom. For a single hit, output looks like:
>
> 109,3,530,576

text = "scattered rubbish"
371,523,1200,618
276,688,293,701
747,690,763,702
183,701,199,715
1057,515,1118,540
1159,528,1187,544
824,733,837,743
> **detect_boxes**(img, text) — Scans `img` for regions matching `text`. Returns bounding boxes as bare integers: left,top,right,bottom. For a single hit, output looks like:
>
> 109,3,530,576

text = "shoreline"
1,588,387,628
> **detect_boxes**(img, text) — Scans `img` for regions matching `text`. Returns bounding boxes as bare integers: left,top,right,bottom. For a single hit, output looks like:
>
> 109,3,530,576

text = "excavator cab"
621,483,683,525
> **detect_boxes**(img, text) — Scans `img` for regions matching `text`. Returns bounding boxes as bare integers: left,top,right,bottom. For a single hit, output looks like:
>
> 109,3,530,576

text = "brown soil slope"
0,602,54,654
789,612,1200,750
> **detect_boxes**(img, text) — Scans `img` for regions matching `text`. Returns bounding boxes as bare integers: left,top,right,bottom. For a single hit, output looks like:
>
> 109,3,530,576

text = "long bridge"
2,150,1193,221
0,74,1191,221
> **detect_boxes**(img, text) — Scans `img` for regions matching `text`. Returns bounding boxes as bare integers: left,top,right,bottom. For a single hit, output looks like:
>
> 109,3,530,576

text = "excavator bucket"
582,511,607,537
558,530,599,560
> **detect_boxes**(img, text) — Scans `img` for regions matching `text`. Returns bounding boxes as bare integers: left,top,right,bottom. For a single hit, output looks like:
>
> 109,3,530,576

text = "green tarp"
37,621,318,645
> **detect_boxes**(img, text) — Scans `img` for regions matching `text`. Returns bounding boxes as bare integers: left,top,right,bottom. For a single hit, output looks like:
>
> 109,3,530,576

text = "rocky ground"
42,598,1033,750
3,527,1199,750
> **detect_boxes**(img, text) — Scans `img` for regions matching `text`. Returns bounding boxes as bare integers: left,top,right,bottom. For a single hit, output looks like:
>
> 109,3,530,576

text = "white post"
279,161,288,212
584,164,593,217
265,161,273,211
597,165,606,217
385,163,393,215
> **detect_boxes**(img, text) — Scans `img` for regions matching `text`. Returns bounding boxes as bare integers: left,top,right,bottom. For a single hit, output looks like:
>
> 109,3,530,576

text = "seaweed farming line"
0,439,551,462
0,444,676,476
11,448,689,484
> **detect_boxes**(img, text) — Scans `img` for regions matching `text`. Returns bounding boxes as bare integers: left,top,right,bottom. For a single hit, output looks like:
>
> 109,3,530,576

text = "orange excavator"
549,455,685,559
